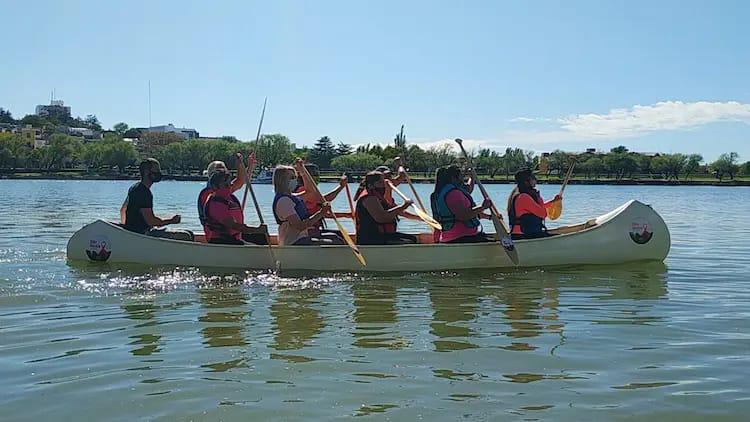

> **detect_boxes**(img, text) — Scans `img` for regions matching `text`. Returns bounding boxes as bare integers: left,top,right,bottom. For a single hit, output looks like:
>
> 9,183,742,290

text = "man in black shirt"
120,158,193,241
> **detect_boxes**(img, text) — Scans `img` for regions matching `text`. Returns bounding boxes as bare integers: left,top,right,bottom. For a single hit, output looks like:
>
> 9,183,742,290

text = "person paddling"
430,165,492,243
202,169,268,245
507,168,560,240
119,158,193,241
355,171,417,245
272,164,343,246
198,153,251,232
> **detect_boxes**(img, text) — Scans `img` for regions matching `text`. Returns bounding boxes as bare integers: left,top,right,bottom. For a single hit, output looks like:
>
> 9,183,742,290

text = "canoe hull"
67,200,670,272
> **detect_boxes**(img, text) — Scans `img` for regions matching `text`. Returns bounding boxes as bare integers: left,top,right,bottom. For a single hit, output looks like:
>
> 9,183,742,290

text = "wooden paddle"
386,180,442,231
454,138,519,265
547,158,576,221
298,160,366,267
344,177,355,217
241,97,267,212
241,98,276,266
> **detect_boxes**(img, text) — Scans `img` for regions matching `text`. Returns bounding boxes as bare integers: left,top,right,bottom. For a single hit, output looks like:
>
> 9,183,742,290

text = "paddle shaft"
558,160,576,197
455,139,518,265
242,97,267,211
344,181,355,216
298,162,366,266
387,180,442,231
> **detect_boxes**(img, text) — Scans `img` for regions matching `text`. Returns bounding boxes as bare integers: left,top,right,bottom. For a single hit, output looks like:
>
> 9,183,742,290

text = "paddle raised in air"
454,138,519,265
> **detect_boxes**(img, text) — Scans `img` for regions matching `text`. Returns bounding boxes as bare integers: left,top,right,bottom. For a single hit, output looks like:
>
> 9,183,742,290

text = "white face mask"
288,179,298,192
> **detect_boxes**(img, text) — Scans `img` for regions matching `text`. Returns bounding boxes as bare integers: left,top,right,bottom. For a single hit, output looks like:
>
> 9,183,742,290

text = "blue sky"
1,0,749,161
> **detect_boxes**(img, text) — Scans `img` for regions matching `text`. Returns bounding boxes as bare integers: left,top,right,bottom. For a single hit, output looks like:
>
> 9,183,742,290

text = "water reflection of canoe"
66,200,670,272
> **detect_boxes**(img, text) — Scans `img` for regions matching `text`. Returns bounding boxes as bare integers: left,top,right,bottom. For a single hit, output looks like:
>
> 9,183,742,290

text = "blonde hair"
273,165,297,193
206,160,227,177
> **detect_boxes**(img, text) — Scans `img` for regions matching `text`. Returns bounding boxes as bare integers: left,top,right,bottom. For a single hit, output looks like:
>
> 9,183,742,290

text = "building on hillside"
146,123,199,140
35,99,71,119
0,123,18,133
20,125,44,148
68,127,103,141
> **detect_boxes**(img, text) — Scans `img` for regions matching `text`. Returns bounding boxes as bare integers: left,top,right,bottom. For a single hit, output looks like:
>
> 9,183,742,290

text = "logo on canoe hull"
86,235,111,262
500,235,515,251
629,217,653,245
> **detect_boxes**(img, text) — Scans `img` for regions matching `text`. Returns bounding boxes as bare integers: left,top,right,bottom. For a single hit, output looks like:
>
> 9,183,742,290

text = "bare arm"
362,196,409,224
230,153,247,193
323,175,347,202
120,199,128,224
140,208,178,227
285,206,328,231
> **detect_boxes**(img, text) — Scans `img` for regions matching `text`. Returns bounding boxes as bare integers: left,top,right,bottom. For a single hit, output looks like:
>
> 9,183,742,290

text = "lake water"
1,180,749,420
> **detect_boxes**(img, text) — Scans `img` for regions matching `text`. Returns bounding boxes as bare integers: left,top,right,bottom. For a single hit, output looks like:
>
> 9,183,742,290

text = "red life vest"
203,192,244,242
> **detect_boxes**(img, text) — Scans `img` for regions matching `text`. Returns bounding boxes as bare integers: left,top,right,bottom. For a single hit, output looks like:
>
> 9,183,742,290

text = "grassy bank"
2,170,749,186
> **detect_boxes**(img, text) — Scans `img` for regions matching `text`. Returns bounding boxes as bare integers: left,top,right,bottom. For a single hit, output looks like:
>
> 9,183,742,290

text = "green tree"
503,147,534,178
652,153,687,180
253,134,294,168
82,142,105,168
102,139,137,173
83,115,102,131
335,142,353,156
43,134,83,169
740,161,750,176
425,144,455,170
684,154,703,179
0,108,16,124
578,157,605,179
403,145,428,171
604,148,638,180
330,153,382,172
547,150,571,177
476,149,504,177
113,122,129,136
710,152,740,181
137,131,183,157
308,136,336,168
158,142,189,174
0,133,31,169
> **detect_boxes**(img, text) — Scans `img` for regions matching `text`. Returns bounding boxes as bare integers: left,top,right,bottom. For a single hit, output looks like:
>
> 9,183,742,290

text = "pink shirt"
205,190,243,241
439,189,479,243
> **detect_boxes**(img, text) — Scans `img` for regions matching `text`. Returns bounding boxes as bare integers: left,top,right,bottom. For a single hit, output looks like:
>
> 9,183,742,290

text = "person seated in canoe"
202,169,268,245
355,171,418,245
293,163,352,224
430,165,493,243
272,164,344,246
119,158,194,241
506,168,561,240
198,153,252,232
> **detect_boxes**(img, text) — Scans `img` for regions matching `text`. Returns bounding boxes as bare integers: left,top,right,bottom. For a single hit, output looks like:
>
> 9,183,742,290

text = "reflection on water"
5,177,748,420
351,281,404,349
122,299,162,357
198,284,248,348
269,288,324,363
428,278,482,352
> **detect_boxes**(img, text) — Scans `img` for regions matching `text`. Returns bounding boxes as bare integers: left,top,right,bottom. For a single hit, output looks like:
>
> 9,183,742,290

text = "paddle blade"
413,207,442,231
331,216,367,267
548,198,562,220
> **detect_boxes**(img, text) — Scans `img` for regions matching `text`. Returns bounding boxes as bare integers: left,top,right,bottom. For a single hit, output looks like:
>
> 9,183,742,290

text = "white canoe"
66,200,670,272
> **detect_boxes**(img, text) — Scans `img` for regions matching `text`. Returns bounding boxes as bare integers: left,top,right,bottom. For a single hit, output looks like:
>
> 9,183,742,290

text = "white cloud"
557,101,750,139
509,117,536,123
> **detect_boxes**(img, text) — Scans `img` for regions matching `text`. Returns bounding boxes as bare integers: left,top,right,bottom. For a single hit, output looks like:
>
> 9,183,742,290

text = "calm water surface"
1,180,749,420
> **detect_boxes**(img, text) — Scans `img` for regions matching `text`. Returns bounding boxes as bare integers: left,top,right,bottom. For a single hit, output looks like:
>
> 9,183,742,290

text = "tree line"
1,106,748,181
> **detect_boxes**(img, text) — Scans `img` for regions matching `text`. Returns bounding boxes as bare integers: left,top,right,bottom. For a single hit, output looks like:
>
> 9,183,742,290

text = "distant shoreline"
2,172,748,186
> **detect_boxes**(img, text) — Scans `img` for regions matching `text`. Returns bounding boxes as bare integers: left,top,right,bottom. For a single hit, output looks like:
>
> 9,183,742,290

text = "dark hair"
430,165,461,219
508,168,539,216
354,171,384,199
139,158,159,177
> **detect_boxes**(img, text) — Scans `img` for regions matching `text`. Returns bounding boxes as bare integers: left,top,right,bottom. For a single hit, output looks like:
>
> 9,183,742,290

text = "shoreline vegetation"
2,106,749,187
3,170,748,186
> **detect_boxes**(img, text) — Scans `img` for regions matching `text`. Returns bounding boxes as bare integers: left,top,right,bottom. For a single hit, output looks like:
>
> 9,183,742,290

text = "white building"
148,123,199,140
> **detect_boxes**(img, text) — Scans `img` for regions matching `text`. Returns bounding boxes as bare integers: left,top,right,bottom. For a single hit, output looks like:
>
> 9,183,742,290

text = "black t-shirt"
124,182,153,233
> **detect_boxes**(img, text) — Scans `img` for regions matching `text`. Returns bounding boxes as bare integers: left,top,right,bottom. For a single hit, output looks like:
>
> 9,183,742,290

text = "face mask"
288,179,298,192
151,171,163,183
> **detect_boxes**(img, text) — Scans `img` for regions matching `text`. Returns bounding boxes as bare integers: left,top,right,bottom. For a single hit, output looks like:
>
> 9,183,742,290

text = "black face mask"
151,171,163,183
